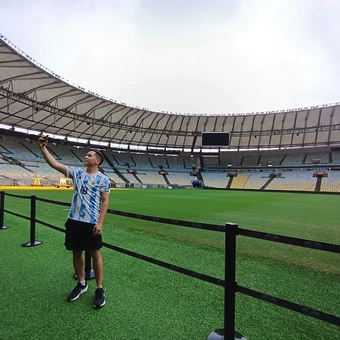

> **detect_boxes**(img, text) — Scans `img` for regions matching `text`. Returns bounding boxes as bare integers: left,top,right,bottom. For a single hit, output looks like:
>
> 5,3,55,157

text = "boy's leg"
73,249,85,282
90,249,103,287
91,249,105,308
67,250,88,302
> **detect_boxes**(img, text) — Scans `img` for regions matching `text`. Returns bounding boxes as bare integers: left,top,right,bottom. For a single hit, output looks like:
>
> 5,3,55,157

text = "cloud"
1,0,340,114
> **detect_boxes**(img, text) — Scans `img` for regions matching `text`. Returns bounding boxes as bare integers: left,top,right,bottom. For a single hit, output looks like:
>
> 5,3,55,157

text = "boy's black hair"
90,149,104,165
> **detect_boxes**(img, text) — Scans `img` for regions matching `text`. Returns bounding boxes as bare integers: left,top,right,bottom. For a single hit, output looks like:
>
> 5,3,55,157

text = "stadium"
1,31,340,191
0,29,340,340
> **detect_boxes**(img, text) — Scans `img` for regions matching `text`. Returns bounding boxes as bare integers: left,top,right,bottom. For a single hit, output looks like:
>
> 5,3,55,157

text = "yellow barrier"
0,186,73,190
0,186,124,191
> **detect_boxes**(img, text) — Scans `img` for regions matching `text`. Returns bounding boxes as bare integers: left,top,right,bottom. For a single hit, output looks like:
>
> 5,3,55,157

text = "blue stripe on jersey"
69,191,79,218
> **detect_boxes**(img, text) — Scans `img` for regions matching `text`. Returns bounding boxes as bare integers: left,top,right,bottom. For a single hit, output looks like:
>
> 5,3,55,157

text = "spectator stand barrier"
1,191,340,340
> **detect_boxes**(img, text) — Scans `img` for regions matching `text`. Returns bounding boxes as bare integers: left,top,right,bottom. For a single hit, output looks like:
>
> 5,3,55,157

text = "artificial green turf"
6,189,340,274
1,188,339,339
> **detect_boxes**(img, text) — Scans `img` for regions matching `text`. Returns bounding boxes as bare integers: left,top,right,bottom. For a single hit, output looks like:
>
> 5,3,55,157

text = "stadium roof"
1,34,340,151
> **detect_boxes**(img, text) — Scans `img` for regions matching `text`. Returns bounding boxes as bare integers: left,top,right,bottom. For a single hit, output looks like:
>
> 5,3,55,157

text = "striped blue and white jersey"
66,166,110,224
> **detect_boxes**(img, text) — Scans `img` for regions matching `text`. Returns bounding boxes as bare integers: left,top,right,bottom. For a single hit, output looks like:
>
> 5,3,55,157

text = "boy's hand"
38,134,49,148
93,223,103,236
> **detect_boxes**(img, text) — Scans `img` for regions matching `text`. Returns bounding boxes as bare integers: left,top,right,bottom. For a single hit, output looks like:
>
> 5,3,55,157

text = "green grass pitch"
0,188,339,340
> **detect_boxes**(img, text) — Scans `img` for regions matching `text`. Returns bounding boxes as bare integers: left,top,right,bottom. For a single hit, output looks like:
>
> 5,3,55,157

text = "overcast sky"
1,0,340,115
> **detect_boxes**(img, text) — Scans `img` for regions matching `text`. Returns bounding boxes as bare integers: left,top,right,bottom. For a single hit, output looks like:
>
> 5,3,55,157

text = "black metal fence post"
22,195,42,247
0,191,9,230
225,222,238,339
207,222,247,340
84,251,95,280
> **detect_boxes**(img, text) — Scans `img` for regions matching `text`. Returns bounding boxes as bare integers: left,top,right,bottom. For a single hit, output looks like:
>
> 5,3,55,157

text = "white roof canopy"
1,34,340,151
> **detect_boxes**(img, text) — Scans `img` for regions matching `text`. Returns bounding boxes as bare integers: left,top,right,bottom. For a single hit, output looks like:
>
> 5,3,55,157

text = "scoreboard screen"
201,132,229,147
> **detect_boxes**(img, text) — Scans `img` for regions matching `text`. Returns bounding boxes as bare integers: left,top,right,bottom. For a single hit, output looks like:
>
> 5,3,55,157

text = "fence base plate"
74,269,96,280
207,329,247,340
22,240,43,247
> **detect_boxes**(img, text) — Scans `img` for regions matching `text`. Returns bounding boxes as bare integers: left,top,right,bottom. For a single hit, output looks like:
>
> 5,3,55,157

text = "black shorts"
64,219,102,251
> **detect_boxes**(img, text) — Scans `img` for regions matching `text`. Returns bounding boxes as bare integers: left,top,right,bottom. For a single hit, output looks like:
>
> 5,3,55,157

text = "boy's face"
84,151,100,166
